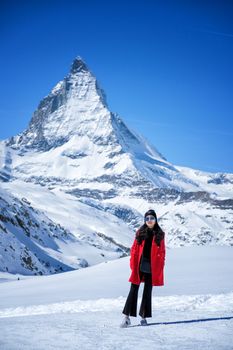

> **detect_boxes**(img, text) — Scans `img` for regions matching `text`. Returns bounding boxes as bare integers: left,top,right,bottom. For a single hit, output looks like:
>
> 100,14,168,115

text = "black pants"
122,272,153,318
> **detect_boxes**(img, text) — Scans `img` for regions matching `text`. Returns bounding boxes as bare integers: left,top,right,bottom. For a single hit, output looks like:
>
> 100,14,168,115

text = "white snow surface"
0,245,233,349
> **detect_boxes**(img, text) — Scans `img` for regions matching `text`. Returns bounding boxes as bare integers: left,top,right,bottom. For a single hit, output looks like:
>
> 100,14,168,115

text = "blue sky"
1,0,233,173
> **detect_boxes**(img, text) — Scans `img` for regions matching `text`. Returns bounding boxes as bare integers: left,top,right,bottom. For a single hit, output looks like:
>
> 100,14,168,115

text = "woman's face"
145,215,156,229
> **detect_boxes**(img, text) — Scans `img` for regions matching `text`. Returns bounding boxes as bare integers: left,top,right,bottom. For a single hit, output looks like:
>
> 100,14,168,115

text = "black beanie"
144,209,157,221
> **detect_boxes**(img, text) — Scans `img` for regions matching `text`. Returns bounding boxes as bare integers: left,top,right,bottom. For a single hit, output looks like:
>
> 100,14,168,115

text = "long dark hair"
136,222,164,247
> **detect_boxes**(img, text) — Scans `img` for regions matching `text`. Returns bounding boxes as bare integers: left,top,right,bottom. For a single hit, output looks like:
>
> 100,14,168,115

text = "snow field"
0,295,232,350
0,245,233,349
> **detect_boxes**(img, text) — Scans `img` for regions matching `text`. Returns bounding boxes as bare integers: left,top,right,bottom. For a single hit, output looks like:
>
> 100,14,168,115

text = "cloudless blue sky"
1,0,233,173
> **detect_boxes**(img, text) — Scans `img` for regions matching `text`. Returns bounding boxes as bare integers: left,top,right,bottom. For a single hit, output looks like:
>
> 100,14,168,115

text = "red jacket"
129,230,166,286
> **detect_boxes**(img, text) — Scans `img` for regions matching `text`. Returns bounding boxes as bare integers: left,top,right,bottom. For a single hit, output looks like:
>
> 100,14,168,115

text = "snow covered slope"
0,245,232,350
0,186,84,275
0,184,131,275
0,56,233,275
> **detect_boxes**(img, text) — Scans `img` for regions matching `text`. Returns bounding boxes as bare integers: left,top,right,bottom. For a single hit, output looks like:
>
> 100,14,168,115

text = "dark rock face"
208,174,233,185
70,57,89,74
131,188,181,203
68,188,117,200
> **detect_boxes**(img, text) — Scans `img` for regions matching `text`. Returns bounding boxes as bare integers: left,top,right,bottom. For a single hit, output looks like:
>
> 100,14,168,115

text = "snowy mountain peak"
3,56,202,191
70,56,89,74
6,57,108,151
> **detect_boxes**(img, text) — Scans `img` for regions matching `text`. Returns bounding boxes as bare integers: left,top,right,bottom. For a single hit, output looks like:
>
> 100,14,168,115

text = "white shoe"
140,318,148,326
120,316,131,328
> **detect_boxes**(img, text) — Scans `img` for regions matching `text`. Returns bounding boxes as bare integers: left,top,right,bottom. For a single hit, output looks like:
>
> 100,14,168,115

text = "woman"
120,209,166,327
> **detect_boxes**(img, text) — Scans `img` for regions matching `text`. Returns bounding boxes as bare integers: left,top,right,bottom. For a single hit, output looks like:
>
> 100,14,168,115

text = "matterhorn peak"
6,56,111,151
70,56,89,74
5,56,166,173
